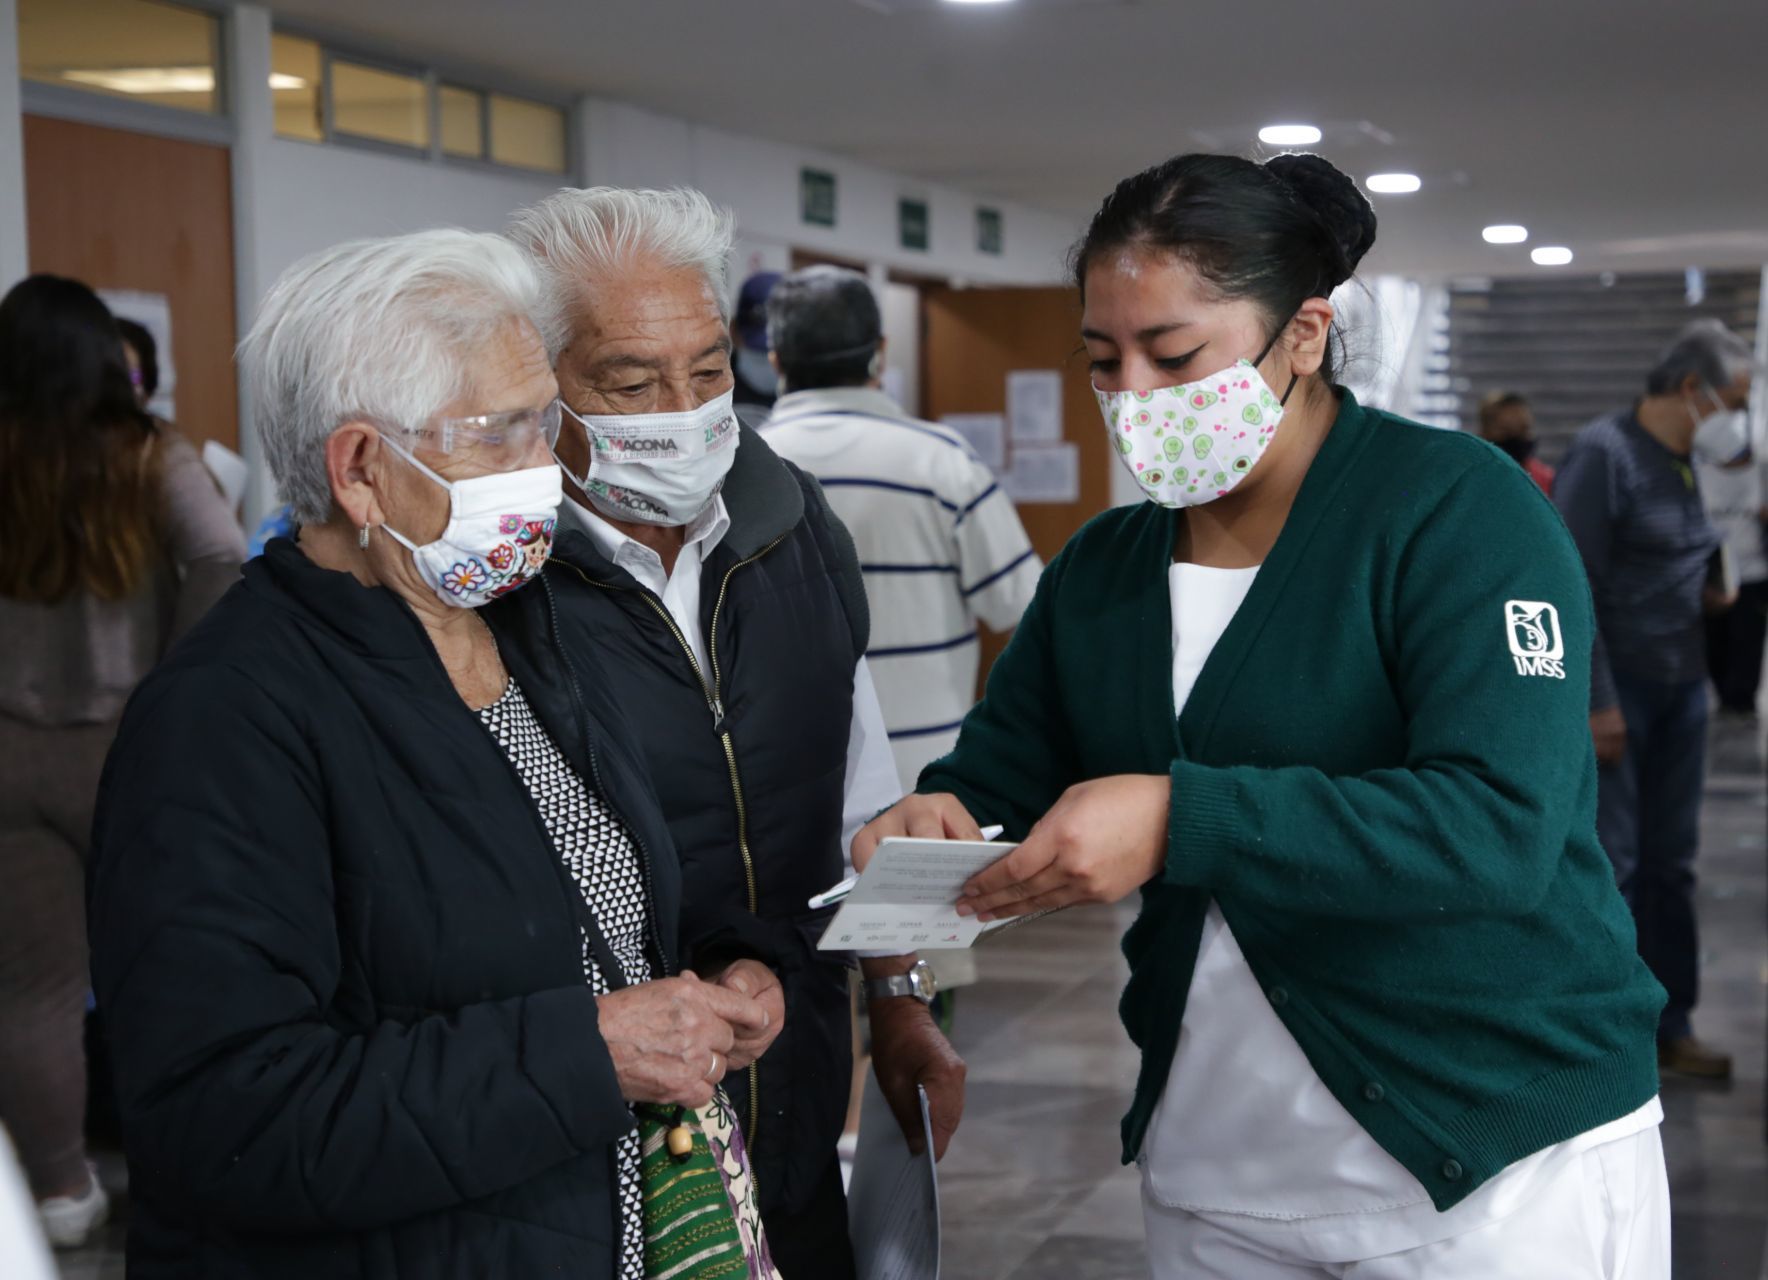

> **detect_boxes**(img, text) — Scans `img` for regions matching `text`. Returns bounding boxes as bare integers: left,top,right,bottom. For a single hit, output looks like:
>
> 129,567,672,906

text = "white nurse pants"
1142,1126,1670,1280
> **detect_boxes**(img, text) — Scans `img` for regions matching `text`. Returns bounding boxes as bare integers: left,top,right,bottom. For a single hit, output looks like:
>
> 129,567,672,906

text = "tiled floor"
55,721,1767,1279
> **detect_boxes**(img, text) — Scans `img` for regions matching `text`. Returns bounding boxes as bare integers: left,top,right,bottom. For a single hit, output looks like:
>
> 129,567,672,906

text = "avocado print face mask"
1094,356,1293,508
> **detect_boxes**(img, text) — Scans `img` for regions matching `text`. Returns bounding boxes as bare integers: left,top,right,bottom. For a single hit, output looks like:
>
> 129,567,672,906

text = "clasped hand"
596,963,781,1108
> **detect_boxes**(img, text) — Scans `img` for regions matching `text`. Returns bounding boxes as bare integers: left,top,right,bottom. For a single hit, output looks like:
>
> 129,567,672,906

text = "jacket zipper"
560,534,787,1145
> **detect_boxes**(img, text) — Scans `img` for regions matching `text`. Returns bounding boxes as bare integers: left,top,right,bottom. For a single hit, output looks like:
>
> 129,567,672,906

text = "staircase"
1420,270,1761,464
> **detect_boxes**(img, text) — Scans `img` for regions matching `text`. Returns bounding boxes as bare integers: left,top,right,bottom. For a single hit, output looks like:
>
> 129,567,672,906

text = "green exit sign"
800,168,837,228
976,206,1003,256
899,198,930,251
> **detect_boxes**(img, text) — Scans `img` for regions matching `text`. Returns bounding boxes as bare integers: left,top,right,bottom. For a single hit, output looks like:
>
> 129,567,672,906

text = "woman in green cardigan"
855,153,1669,1278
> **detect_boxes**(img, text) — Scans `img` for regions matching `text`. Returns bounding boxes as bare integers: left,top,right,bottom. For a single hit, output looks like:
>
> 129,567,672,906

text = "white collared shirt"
564,493,902,875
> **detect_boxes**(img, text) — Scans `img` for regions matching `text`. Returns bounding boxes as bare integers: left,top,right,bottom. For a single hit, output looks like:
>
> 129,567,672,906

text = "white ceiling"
264,0,1768,279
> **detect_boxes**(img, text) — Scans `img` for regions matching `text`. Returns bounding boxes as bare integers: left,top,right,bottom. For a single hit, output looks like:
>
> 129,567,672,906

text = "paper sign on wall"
1006,369,1062,444
939,414,1006,472
99,289,175,421
1003,442,1079,504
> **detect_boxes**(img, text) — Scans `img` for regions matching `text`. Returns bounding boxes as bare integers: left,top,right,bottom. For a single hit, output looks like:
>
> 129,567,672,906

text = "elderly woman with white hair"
88,230,786,1279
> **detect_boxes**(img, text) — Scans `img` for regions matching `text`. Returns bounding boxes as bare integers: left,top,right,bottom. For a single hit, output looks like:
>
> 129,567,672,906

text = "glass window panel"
19,0,220,115
331,60,430,150
489,95,566,173
271,33,322,142
439,85,484,159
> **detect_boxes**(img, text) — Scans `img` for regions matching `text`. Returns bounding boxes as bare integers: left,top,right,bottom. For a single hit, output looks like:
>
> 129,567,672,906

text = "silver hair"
239,229,553,526
1646,318,1757,397
505,186,734,357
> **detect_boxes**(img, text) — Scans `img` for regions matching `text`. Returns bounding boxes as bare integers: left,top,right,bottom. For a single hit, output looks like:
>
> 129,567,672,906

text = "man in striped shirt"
760,267,1042,792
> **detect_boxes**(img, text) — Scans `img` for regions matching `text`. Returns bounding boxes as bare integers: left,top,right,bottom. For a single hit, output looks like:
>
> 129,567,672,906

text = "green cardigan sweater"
920,391,1664,1211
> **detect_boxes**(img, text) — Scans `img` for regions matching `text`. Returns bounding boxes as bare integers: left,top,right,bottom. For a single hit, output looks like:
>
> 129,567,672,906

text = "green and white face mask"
1095,356,1289,508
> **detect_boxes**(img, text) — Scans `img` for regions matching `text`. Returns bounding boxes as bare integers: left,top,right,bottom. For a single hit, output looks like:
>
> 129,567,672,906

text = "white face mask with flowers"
1094,347,1294,508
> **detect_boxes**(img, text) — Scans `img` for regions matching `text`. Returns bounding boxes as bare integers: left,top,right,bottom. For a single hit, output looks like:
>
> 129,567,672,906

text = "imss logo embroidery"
1505,600,1566,679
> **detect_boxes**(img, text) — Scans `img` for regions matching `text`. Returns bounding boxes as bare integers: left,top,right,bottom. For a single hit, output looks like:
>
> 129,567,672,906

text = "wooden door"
23,115,238,449
922,285,1114,682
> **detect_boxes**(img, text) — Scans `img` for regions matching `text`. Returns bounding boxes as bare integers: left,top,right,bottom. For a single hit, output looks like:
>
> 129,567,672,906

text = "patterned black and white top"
478,678,651,1280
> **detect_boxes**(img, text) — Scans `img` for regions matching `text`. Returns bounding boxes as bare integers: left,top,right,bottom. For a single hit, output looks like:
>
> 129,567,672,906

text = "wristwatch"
864,959,938,1005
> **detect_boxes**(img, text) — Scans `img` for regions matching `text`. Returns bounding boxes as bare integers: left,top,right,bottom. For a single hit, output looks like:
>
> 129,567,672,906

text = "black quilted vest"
549,427,869,1218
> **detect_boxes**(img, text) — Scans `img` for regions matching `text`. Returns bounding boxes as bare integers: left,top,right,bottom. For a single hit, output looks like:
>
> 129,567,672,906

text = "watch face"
910,962,939,1002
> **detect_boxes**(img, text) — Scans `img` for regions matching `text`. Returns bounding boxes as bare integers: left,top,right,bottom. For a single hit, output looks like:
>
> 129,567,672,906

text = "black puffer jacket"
88,537,681,1279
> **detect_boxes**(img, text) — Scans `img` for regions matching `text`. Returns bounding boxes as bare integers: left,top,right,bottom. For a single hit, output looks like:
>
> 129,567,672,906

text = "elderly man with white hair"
509,187,966,1277
1556,317,1757,1084
88,229,778,1279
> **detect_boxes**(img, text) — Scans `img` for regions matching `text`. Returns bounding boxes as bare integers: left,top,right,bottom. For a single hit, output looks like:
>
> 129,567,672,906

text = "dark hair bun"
1264,152,1377,286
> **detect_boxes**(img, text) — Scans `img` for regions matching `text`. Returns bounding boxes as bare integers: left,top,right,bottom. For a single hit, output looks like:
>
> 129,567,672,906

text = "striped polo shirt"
761,386,1042,789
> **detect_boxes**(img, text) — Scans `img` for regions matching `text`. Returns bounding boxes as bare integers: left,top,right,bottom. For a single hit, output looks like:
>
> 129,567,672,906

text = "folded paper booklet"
815,837,1024,952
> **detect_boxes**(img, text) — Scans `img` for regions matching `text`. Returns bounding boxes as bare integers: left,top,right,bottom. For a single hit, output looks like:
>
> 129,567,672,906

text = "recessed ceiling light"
1482,224,1528,245
942,0,1016,5
1531,246,1574,266
1365,173,1422,195
1259,124,1322,146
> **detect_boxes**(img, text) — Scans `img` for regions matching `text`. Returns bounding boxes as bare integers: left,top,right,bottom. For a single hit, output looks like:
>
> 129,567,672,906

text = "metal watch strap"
865,974,919,1001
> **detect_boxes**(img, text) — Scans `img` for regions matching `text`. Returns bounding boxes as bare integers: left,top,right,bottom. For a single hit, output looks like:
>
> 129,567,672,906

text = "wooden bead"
666,1126,694,1159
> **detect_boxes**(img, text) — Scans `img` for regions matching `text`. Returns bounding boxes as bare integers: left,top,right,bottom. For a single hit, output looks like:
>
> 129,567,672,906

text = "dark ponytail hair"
1070,152,1377,382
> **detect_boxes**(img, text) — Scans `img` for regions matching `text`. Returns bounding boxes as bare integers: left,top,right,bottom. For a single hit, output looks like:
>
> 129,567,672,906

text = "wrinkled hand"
869,998,966,1160
1590,706,1628,767
958,775,1169,920
596,972,771,1107
713,959,785,1071
852,793,983,872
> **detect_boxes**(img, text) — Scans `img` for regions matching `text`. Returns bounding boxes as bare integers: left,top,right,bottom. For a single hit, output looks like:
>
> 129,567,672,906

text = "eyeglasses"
396,399,563,466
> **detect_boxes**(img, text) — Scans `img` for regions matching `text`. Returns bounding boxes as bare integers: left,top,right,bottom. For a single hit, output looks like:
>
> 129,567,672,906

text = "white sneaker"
38,1164,109,1249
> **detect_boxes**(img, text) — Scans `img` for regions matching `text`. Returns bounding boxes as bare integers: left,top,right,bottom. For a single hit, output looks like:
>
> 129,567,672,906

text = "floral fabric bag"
640,1089,781,1280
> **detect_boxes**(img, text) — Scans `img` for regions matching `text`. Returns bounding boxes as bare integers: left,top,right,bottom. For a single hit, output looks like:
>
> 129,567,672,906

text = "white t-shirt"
1141,560,1661,1257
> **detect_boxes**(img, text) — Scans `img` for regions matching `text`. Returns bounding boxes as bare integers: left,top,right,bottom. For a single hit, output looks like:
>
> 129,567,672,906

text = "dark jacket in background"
1554,409,1721,709
551,426,869,1221
88,536,681,1279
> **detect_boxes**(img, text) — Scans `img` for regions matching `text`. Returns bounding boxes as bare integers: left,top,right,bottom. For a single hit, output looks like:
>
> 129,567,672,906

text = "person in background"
759,266,1041,793
510,187,965,1279
1694,411,1767,717
859,150,1669,1279
1554,318,1755,1081
0,275,245,1249
117,317,158,412
1477,390,1554,493
731,270,782,423
759,266,1042,1008
90,230,776,1278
